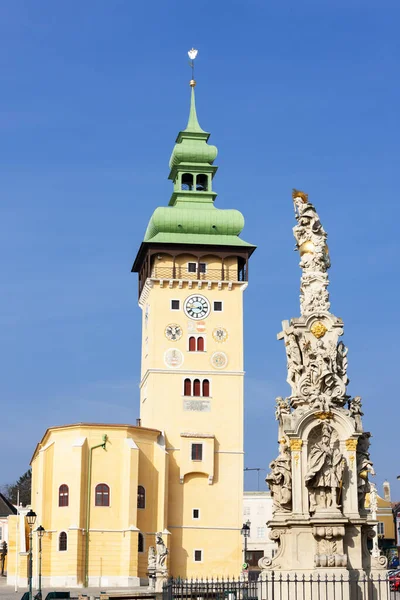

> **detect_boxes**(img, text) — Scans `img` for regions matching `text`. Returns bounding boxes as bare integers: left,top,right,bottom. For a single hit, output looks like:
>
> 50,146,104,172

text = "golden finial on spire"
188,48,198,87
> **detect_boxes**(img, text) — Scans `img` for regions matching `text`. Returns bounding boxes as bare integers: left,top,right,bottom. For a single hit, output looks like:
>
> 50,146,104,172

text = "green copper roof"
142,84,255,250
169,87,218,169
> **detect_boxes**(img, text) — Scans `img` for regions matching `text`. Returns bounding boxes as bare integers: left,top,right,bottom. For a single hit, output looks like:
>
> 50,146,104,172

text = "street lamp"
26,510,37,600
241,520,251,566
36,526,45,600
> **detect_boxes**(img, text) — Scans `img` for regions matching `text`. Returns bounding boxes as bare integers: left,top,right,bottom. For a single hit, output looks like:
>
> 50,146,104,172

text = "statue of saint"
356,432,375,510
305,423,346,513
147,545,156,572
155,532,168,570
266,439,292,513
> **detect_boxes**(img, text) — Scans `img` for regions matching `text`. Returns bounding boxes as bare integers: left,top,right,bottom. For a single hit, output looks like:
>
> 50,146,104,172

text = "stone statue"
285,333,303,393
275,397,291,422
305,423,346,513
349,396,363,431
155,532,168,570
336,342,349,384
147,545,156,571
356,432,375,510
266,439,292,513
147,545,156,589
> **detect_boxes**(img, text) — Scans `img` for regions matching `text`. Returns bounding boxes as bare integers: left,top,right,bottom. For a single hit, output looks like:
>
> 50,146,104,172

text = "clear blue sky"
1,1,399,497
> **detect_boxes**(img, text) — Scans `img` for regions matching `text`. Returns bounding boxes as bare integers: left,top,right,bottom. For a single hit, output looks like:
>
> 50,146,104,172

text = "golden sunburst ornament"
310,321,328,338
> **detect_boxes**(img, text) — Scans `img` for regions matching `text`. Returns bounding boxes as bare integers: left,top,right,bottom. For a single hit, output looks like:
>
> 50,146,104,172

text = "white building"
243,491,276,570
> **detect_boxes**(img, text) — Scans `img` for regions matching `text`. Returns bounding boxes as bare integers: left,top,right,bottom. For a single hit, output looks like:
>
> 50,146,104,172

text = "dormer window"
196,174,208,191
182,173,194,191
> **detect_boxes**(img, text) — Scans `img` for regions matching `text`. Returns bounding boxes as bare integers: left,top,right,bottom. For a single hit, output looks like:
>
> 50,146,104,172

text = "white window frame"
213,300,224,312
187,262,207,274
193,549,203,563
243,506,250,516
257,526,265,539
191,442,204,462
94,483,111,508
171,299,180,311
182,377,212,398
187,334,207,352
377,522,385,536
192,508,200,520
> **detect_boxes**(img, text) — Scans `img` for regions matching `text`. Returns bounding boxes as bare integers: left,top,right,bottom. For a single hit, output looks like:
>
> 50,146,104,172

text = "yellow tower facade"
132,83,255,576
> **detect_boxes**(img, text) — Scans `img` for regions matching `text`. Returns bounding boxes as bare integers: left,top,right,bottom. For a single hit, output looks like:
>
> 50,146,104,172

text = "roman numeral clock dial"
183,294,210,320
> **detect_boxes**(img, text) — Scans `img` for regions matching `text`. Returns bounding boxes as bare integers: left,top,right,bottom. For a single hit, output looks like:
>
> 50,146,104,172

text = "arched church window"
138,532,144,553
59,484,69,507
59,531,67,552
189,336,196,352
193,379,201,397
202,379,210,397
137,485,146,509
184,378,192,396
197,337,204,352
95,483,110,506
182,173,193,191
196,174,208,191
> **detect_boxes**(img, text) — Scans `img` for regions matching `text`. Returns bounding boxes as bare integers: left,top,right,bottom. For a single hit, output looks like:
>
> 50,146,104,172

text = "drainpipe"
84,435,107,587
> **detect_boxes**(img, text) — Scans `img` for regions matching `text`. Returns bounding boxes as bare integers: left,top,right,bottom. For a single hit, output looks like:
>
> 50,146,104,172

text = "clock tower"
132,77,255,577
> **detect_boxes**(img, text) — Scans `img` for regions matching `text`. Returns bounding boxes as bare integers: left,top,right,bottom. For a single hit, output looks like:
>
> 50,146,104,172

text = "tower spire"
185,48,205,133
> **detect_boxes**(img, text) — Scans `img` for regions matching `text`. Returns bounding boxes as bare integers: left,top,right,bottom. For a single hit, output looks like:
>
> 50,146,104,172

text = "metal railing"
163,573,392,600
151,267,245,282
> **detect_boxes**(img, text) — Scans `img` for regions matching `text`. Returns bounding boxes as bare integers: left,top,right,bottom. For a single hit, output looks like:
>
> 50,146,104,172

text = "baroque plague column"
260,191,387,581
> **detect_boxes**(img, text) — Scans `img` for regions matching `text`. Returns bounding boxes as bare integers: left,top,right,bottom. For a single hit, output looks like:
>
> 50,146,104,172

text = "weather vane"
188,48,198,87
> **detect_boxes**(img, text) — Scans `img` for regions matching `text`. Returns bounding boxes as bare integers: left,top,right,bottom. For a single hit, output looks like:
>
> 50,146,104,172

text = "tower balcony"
150,266,246,282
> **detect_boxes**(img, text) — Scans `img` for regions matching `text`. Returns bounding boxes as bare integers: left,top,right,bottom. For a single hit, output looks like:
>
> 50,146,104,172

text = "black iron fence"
163,573,393,600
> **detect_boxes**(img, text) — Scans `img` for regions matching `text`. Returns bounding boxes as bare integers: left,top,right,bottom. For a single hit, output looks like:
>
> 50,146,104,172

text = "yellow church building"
7,77,255,588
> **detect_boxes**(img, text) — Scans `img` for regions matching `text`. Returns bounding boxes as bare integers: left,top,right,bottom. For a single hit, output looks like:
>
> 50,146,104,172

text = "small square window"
188,262,207,273
213,301,223,312
171,300,180,310
191,443,203,461
194,549,203,562
193,509,200,519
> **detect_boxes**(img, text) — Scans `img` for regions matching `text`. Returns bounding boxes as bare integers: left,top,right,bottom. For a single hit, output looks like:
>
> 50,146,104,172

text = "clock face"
165,323,183,341
184,295,210,320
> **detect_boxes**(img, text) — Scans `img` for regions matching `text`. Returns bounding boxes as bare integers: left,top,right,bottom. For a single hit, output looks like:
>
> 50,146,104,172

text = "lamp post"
241,520,251,566
26,510,37,600
36,526,45,600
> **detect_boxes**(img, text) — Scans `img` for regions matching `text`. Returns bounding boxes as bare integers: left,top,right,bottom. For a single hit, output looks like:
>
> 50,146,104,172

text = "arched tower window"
202,379,210,397
193,379,201,397
95,483,110,506
196,174,208,191
59,531,68,551
138,532,144,553
189,336,196,352
197,337,204,352
182,173,193,190
184,378,192,396
59,484,69,507
137,485,146,509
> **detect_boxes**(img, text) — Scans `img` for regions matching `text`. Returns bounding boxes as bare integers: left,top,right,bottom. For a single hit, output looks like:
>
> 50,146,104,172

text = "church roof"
30,422,162,464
